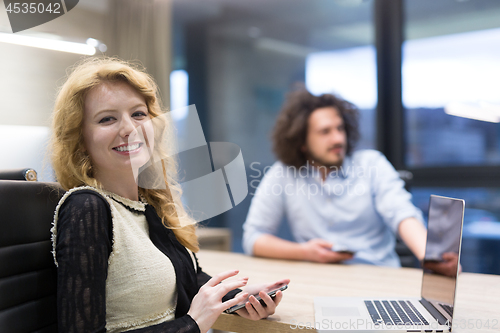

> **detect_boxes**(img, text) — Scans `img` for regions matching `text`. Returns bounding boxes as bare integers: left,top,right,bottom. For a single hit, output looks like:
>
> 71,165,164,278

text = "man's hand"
300,239,354,263
398,217,427,261
423,252,461,277
252,234,353,263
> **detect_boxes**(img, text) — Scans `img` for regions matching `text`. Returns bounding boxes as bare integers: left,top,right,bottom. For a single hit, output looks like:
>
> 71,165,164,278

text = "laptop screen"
420,195,464,317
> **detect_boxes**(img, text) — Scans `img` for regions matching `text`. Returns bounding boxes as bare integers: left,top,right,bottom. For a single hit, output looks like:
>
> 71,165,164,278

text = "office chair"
0,168,38,181
0,180,64,333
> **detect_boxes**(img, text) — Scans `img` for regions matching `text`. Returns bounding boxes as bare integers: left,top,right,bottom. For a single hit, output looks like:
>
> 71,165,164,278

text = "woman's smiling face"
82,81,154,183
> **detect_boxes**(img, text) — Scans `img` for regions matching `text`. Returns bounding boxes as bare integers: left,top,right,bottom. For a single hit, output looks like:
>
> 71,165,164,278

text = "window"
405,0,500,274
404,28,500,167
306,45,376,150
174,0,376,250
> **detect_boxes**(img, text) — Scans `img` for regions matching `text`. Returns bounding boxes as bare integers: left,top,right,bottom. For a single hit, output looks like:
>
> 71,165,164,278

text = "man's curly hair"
272,89,360,168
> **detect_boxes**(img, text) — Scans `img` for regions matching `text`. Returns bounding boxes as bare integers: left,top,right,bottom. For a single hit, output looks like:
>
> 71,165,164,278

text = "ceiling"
171,0,500,51
76,0,109,13
74,0,500,51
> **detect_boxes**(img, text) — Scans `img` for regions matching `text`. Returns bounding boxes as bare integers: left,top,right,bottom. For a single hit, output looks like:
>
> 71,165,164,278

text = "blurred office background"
1,0,499,274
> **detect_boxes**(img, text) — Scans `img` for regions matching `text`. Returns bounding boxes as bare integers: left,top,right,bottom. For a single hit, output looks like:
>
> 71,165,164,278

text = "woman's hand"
188,270,249,333
235,278,290,320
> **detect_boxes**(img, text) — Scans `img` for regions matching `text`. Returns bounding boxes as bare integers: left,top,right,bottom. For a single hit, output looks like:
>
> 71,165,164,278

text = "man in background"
242,89,427,267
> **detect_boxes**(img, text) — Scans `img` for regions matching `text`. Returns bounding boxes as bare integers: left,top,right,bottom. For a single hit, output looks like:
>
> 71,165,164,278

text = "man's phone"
224,283,288,314
424,254,444,262
331,244,355,255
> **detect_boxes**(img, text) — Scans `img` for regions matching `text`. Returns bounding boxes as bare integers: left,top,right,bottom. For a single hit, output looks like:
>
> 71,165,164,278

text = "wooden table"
196,227,231,252
197,250,500,332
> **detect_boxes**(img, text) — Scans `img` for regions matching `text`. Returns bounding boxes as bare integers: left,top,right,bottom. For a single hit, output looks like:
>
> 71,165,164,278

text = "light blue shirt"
242,149,424,267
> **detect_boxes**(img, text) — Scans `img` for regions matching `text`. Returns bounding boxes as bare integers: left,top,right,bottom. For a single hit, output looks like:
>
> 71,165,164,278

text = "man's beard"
307,145,345,169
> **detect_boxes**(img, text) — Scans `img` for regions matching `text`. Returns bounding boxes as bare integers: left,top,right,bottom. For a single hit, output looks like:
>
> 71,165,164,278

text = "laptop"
314,195,465,332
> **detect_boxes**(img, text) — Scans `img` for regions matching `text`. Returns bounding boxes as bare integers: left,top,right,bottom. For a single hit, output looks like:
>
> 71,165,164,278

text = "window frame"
375,0,500,189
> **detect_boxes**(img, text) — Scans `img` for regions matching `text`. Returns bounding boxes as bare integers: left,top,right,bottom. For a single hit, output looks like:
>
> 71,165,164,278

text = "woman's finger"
248,295,268,319
244,299,260,320
204,270,240,287
276,278,291,286
223,291,249,310
216,278,249,298
272,290,283,307
258,291,277,314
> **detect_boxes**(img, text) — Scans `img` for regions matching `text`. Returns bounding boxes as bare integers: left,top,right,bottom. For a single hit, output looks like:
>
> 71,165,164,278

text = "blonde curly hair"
51,57,199,252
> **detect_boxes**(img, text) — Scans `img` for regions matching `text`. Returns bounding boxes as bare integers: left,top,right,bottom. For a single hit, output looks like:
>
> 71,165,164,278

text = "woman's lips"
112,142,143,155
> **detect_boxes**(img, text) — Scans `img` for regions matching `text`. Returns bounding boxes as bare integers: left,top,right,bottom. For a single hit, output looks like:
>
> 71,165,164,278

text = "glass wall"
173,0,376,251
306,45,376,150
405,0,500,274
175,0,500,269
404,0,500,167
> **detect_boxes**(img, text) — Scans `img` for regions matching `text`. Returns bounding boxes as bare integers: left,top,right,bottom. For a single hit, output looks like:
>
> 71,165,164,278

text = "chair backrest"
0,125,54,182
0,169,38,181
0,180,64,333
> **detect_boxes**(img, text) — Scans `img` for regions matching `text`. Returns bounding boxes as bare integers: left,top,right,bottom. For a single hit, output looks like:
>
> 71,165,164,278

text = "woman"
50,57,288,333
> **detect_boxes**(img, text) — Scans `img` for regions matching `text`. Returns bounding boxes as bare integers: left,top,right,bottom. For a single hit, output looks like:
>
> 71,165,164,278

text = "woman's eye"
133,111,148,118
99,116,115,124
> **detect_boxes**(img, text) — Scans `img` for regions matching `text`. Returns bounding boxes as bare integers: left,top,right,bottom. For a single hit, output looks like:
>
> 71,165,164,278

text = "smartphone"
424,254,444,262
331,244,355,255
224,283,288,314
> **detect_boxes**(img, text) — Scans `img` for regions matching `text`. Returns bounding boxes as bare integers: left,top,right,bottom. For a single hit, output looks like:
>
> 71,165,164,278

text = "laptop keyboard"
440,303,453,317
364,300,429,326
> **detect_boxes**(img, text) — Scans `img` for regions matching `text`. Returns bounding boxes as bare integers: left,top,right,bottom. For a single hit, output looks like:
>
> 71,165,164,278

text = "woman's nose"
119,116,137,138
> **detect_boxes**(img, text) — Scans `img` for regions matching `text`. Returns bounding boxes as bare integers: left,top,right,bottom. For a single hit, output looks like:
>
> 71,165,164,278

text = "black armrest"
0,168,37,181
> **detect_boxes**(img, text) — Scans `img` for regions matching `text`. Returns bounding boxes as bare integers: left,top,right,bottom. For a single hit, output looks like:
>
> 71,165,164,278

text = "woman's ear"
79,143,89,158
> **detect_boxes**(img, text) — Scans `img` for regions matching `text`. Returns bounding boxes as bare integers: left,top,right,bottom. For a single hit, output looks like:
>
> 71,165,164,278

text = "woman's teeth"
114,143,140,152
